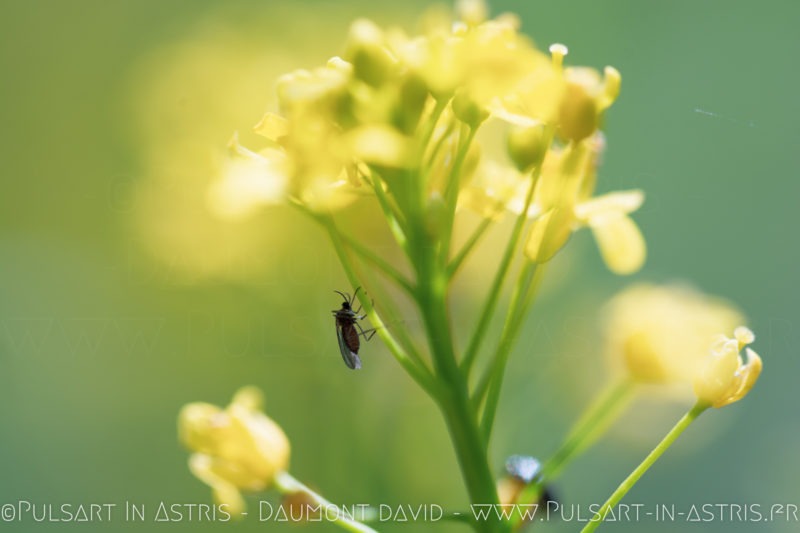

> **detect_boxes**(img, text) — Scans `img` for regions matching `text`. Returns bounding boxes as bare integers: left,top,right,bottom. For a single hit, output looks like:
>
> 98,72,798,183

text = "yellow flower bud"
559,80,598,142
457,0,488,27
178,387,290,515
694,330,762,408
524,206,574,263
507,124,547,172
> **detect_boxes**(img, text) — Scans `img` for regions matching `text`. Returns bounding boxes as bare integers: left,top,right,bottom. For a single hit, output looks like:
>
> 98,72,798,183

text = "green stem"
289,200,414,295
412,222,501,533
369,176,409,252
478,262,544,441
336,234,414,295
579,402,709,533
439,126,477,267
544,379,635,480
447,216,492,280
274,471,378,533
461,164,543,377
412,98,449,211
425,117,457,169
508,380,635,531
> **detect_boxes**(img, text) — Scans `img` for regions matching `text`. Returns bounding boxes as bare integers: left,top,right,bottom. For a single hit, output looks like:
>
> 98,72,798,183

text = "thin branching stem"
579,403,709,533
289,199,414,295
447,216,493,280
460,164,543,377
478,262,545,441
439,125,477,268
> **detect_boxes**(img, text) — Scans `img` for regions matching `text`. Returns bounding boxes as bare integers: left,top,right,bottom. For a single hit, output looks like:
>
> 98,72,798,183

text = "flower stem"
579,402,709,533
461,164,543,377
477,262,545,441
439,125,477,266
274,471,378,533
412,224,501,533
447,216,492,279
508,380,635,531
543,379,635,480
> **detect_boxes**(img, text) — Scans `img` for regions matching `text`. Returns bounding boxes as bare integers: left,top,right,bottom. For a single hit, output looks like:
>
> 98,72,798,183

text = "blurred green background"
1,0,798,532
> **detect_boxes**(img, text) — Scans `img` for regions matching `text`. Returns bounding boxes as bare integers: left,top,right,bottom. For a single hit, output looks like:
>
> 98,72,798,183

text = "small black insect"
332,288,375,370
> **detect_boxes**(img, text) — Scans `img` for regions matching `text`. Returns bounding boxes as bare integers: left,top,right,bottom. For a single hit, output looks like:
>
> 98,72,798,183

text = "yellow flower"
525,137,645,274
694,327,762,408
492,44,620,140
458,134,644,274
178,386,290,515
604,284,744,384
394,3,544,107
250,60,367,212
206,133,288,220
458,159,529,220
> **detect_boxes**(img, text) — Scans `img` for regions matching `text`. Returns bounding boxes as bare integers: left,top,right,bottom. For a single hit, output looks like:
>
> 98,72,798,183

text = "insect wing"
336,324,362,370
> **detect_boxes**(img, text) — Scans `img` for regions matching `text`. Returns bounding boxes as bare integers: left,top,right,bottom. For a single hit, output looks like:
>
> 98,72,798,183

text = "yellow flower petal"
694,339,741,406
178,403,224,454
587,212,646,275
574,189,644,220
232,385,265,411
253,113,289,141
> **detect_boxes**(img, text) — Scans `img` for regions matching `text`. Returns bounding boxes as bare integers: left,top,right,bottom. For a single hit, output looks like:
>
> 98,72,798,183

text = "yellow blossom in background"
178,386,290,515
694,327,762,408
207,133,288,219
604,284,744,385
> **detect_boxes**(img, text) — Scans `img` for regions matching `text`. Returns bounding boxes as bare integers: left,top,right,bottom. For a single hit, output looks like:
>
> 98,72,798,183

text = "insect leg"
354,321,377,341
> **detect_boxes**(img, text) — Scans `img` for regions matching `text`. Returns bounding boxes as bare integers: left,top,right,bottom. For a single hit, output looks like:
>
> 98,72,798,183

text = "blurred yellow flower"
694,327,762,408
604,284,744,385
178,386,290,515
207,133,288,220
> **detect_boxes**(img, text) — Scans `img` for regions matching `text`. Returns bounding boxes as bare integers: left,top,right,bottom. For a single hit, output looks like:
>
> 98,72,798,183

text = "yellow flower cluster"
604,284,762,407
211,0,643,275
178,387,290,515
